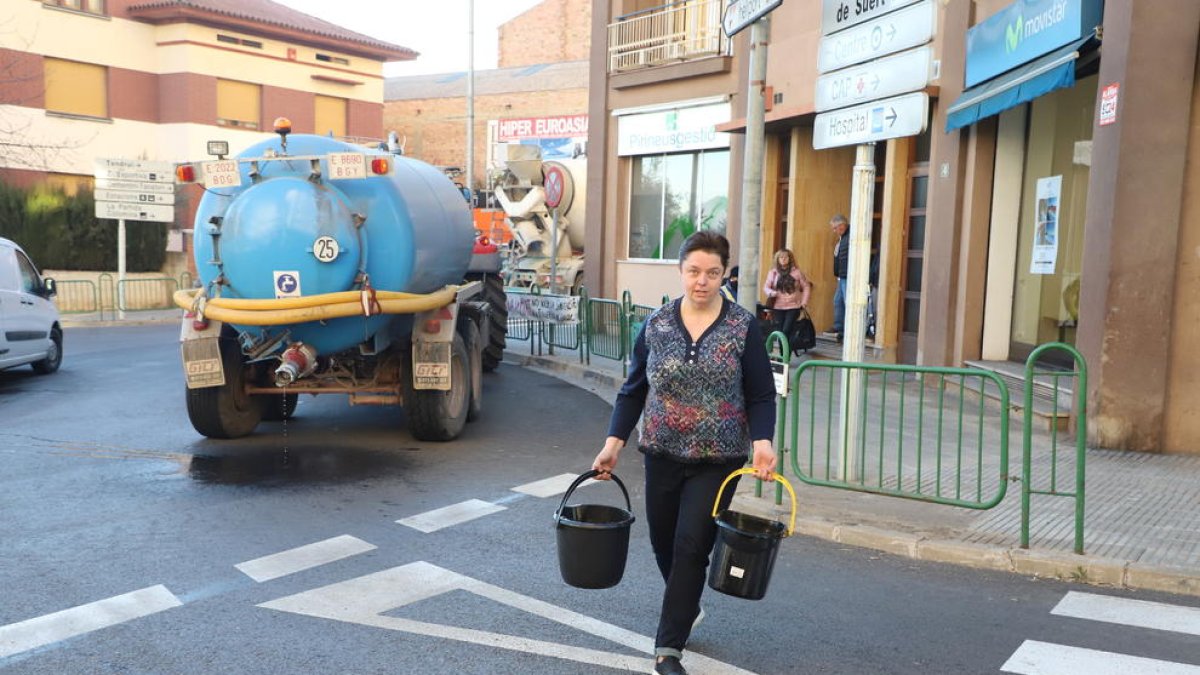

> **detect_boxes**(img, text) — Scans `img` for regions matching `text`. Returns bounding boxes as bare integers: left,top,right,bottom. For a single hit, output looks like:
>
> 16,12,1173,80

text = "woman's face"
776,251,791,267
680,250,725,309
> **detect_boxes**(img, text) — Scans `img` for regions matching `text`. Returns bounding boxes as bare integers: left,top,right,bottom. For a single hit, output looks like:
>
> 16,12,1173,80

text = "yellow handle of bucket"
711,468,797,537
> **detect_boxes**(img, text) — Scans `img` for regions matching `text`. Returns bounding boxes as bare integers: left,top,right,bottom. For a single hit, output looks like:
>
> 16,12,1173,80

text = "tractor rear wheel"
406,333,470,441
186,339,262,438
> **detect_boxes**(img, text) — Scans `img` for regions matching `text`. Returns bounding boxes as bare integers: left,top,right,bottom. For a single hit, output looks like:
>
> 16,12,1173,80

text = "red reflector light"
478,236,490,247
370,158,390,174
175,164,196,183
192,319,209,331
423,319,441,334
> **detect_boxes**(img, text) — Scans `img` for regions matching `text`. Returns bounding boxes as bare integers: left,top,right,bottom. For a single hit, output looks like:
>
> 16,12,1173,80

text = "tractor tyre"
406,333,470,442
186,339,262,439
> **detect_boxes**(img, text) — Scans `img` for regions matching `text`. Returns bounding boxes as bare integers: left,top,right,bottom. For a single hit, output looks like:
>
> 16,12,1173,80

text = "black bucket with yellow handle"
554,470,635,589
707,468,796,600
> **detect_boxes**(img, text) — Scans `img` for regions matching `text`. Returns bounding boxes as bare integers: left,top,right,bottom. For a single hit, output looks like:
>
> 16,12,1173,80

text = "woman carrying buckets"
592,231,777,675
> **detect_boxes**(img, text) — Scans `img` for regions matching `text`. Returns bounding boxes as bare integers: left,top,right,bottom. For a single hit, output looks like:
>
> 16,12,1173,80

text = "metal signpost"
814,0,936,480
726,0,783,316
94,159,176,319
543,164,565,296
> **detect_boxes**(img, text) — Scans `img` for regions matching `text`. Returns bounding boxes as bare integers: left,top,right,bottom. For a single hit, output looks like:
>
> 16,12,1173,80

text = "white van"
0,237,62,374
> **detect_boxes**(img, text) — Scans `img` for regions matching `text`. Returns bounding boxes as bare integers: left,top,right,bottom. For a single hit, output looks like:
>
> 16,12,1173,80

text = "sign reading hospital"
617,102,731,156
496,115,588,142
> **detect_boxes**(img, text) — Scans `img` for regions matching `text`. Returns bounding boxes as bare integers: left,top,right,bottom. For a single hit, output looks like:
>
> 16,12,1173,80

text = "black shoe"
653,656,687,675
835,333,843,343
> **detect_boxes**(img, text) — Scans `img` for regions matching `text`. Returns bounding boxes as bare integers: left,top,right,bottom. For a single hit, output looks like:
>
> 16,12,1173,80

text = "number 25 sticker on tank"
313,236,340,263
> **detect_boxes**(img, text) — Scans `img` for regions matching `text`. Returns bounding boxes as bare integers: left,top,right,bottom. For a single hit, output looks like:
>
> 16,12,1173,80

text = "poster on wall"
1031,175,1063,275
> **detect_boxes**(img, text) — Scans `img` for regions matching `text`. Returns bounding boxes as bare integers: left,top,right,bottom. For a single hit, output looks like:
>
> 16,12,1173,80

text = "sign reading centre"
616,102,731,156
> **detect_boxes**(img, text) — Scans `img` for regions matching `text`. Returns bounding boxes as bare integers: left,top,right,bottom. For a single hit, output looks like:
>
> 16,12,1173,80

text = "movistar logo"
1005,0,1069,54
1006,13,1023,52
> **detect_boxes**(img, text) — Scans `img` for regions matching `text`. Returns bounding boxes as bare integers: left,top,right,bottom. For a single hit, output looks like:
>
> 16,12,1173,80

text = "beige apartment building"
0,0,411,197
590,0,1200,454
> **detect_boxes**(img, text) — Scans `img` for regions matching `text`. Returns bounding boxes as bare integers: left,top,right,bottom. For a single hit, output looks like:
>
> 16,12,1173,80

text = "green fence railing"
116,277,178,311
785,361,1012,510
1022,342,1088,554
52,280,99,314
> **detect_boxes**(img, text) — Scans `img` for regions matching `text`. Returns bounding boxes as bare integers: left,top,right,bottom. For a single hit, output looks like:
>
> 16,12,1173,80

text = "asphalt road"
1,324,1197,674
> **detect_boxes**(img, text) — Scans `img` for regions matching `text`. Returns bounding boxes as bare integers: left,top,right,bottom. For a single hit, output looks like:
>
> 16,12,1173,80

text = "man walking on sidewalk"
829,214,849,343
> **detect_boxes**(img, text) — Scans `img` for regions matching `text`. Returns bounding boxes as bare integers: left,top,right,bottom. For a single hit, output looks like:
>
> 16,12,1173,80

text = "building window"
43,0,106,16
44,58,107,118
628,149,729,260
314,95,347,138
316,53,350,66
216,79,261,130
216,34,263,49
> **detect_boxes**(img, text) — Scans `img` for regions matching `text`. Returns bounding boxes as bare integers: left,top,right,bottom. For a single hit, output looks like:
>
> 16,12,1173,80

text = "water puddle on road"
185,443,421,485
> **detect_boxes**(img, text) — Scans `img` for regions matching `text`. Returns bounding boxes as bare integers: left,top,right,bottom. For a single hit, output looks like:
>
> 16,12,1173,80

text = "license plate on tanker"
413,342,452,390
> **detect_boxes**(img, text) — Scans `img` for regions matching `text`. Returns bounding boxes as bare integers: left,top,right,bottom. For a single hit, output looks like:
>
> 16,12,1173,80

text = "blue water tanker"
175,129,506,442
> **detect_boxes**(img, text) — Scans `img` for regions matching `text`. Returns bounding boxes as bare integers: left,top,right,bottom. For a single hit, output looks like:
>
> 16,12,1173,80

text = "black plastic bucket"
706,468,796,600
554,470,635,589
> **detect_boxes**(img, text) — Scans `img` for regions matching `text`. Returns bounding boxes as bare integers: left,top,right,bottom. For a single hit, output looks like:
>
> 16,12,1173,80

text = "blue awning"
946,35,1098,132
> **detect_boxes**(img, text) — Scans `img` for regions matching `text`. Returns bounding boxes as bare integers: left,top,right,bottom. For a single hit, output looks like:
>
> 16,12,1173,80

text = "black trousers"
772,308,799,345
644,453,744,656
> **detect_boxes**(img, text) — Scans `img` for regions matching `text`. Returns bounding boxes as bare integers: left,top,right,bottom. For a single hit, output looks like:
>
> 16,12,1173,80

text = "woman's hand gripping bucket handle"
554,469,632,523
711,468,797,537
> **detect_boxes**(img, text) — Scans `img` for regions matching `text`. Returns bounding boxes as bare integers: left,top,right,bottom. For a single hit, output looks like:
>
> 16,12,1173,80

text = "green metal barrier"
786,361,1011,510
1021,342,1088,554
116,277,178,311
759,330,791,502
586,297,627,376
51,280,99,314
504,287,535,351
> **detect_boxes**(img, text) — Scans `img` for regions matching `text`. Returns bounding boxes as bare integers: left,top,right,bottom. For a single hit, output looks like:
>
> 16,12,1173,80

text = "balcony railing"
608,0,730,73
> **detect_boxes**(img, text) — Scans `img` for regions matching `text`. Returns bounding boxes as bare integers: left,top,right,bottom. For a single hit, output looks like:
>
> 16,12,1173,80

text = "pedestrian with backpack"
762,249,812,353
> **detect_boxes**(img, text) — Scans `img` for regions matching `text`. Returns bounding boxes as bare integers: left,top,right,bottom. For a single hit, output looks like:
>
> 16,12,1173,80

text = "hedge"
0,181,166,272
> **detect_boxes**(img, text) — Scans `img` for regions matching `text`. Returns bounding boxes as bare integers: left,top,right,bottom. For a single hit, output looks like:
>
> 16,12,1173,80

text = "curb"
509,350,1200,599
62,318,179,328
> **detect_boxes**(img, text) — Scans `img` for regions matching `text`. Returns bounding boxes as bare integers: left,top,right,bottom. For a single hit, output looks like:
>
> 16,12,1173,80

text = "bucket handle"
711,468,797,537
554,470,632,522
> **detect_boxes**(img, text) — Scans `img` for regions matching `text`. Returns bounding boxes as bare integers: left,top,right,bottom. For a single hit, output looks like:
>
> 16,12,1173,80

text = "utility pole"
735,17,770,315
839,142,875,480
466,0,475,202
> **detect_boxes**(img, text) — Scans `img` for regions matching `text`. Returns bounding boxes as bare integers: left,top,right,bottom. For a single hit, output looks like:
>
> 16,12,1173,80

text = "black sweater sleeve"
606,322,649,442
741,319,778,442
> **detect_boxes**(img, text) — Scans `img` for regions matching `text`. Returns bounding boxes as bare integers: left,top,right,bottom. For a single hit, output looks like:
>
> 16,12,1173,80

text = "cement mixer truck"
491,144,586,293
173,123,506,441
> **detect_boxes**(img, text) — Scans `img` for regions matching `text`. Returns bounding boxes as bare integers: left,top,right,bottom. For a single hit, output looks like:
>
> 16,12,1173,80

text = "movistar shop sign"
964,0,1104,88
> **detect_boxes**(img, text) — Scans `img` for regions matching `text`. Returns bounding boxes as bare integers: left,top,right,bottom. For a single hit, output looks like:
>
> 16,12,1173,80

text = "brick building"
383,0,591,189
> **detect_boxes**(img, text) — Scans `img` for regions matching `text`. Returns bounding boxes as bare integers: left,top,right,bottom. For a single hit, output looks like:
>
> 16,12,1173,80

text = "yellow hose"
174,286,458,327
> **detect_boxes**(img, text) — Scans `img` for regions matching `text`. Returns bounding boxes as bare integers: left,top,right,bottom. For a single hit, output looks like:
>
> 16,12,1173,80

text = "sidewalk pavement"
504,341,1200,598
63,312,1199,596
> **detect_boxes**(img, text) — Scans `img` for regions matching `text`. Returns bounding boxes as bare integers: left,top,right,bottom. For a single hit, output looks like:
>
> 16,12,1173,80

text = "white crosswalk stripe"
1002,640,1200,675
511,473,597,498
0,585,182,659
235,535,377,582
1051,591,1200,637
396,498,507,533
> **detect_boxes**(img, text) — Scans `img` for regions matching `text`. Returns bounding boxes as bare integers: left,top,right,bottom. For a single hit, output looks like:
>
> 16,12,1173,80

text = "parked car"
0,237,62,374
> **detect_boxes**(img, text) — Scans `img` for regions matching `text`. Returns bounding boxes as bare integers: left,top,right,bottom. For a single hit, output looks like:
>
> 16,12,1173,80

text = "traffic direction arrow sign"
95,178,175,194
93,158,174,183
723,0,783,37
821,0,923,36
813,92,929,150
95,189,176,206
95,200,175,223
817,0,935,74
814,45,933,112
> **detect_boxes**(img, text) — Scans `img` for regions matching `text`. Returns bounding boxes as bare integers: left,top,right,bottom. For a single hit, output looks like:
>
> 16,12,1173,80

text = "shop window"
44,58,107,118
43,0,106,16
628,149,729,260
314,95,347,138
216,79,261,130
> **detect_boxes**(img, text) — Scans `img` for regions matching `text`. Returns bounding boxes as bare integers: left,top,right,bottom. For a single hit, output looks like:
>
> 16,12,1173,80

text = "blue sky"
274,0,543,76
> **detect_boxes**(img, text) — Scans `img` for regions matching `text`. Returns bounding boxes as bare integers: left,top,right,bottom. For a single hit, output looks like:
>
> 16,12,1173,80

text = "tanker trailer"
491,144,586,293
174,122,507,441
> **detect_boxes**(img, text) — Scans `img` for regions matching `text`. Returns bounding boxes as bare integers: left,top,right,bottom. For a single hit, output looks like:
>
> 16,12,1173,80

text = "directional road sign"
95,178,175,194
815,45,933,113
93,158,174,183
723,0,783,37
817,0,935,74
813,92,929,150
95,189,176,205
821,0,924,36
95,200,175,223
